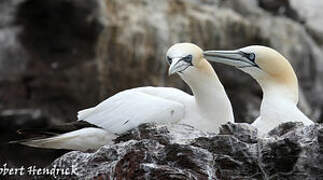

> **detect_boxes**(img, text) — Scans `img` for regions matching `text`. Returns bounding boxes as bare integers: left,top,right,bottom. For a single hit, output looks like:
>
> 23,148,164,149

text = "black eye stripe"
167,56,172,64
167,55,193,66
239,51,255,62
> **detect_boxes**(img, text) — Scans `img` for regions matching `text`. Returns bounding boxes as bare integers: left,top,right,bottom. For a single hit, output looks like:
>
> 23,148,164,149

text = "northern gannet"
12,43,233,151
203,45,314,134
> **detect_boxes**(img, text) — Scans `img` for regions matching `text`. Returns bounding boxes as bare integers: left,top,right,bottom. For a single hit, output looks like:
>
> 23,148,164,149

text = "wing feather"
78,87,188,134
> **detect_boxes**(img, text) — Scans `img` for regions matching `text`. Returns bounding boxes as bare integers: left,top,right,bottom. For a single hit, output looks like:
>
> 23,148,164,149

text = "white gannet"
203,45,314,134
12,43,233,151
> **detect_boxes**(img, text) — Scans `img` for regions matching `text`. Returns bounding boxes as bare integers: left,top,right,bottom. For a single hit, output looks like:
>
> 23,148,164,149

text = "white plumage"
204,45,314,134
19,128,116,152
15,43,234,151
77,87,186,134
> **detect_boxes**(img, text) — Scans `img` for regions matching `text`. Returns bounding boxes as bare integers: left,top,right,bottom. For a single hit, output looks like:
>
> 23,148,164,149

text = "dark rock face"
48,122,323,179
15,0,104,66
257,0,304,23
0,0,106,121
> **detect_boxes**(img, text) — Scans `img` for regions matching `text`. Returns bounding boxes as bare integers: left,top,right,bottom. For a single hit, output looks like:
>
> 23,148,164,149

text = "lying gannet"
12,43,234,151
203,45,313,134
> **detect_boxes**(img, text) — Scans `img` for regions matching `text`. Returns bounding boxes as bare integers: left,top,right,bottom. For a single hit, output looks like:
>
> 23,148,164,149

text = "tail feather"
16,129,58,137
9,136,48,144
11,127,117,152
16,120,100,138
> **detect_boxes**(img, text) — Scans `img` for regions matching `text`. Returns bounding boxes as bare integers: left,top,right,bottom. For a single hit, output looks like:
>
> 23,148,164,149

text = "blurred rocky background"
1,0,323,174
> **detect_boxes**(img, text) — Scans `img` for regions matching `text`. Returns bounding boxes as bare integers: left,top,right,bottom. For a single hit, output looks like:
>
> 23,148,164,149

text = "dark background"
1,0,323,172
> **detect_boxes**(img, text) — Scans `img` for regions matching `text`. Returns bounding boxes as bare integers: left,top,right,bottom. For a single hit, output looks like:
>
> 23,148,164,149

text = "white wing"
77,86,190,134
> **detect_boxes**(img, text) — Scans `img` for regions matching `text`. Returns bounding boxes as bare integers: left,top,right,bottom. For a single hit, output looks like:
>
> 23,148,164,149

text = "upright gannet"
203,45,313,134
12,43,233,151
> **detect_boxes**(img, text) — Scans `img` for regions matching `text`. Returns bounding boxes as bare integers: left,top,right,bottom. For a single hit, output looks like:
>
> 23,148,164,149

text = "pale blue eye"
182,55,192,63
249,53,255,61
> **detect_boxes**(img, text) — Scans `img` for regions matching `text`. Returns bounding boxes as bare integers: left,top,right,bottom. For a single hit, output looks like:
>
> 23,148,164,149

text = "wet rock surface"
48,122,323,179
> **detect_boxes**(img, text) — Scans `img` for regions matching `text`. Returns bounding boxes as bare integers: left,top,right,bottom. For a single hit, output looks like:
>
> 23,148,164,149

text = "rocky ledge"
45,122,323,179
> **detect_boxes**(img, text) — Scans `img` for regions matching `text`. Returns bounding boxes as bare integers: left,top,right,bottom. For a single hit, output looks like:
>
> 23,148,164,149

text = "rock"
0,0,106,121
48,122,323,179
257,0,304,23
0,0,27,80
15,0,106,66
290,0,323,47
46,124,214,179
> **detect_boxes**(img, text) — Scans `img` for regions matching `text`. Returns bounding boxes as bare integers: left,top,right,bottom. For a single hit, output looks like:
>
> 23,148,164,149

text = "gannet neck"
180,59,234,123
256,79,312,134
250,47,299,104
260,79,298,116
255,63,301,127
257,74,299,105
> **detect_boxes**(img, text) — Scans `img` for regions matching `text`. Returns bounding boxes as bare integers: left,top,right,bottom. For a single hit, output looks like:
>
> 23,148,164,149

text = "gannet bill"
203,45,314,134
12,43,234,151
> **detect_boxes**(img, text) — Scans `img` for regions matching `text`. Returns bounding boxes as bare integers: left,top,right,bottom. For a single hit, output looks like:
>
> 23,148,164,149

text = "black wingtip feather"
12,120,102,142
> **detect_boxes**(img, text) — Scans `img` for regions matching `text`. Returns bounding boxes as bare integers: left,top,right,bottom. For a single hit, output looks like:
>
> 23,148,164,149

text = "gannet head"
203,45,298,102
166,43,204,76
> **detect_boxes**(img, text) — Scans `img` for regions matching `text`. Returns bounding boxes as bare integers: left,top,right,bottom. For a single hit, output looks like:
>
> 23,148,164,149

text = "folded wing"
78,87,187,134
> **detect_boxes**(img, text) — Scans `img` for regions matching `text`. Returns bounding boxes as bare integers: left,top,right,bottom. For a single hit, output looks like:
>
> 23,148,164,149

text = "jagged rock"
48,122,323,179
